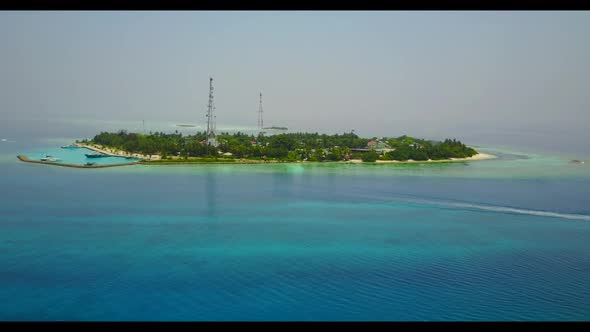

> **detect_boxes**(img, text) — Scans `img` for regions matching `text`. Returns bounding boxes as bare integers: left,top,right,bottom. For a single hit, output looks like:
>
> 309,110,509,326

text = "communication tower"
257,92,264,130
205,77,217,146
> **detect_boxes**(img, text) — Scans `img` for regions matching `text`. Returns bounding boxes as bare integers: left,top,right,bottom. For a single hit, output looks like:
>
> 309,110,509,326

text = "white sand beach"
74,143,496,165
348,152,497,164
75,143,161,161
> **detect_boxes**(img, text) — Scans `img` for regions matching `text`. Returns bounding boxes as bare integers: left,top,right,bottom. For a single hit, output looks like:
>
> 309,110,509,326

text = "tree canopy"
90,131,477,162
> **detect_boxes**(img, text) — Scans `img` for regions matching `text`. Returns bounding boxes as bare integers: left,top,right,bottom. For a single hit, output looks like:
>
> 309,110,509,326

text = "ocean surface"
1,121,589,321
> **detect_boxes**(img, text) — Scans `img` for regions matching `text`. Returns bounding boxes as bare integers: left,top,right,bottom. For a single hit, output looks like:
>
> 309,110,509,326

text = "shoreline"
141,159,296,165
142,152,497,165
347,152,497,164
17,146,497,169
77,143,496,164
75,143,154,160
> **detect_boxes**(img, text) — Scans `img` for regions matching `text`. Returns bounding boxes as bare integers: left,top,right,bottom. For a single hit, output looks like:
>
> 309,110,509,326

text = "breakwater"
17,155,139,169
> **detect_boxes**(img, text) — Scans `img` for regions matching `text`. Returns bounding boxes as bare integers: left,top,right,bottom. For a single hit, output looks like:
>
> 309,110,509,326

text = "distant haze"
1,11,589,155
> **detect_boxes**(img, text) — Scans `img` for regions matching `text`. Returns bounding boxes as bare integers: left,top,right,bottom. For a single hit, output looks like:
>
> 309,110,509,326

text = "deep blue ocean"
1,120,589,321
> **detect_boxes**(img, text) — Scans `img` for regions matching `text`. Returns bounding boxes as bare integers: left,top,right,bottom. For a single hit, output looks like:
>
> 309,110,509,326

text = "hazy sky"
1,11,589,152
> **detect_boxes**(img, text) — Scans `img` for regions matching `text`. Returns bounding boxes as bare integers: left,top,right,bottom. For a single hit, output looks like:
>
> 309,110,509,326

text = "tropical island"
72,130,494,165
15,77,488,168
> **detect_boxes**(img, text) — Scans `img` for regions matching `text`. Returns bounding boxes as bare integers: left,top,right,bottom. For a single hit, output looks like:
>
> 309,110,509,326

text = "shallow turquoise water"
23,146,139,165
1,134,589,321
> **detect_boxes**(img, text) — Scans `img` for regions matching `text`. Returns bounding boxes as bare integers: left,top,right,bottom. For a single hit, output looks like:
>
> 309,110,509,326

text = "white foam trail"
396,197,590,221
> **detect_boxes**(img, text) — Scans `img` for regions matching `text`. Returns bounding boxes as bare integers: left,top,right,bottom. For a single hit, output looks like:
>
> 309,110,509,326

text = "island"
70,130,494,165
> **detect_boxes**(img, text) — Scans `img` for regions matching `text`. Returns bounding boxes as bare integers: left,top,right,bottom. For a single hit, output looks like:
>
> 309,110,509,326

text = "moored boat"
40,155,60,162
85,153,108,158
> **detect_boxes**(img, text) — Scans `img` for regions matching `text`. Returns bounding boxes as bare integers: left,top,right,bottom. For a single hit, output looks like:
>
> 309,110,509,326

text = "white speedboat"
40,155,60,162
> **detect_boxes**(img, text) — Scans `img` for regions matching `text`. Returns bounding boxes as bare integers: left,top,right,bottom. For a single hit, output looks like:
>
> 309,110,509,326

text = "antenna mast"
258,92,264,130
205,77,217,146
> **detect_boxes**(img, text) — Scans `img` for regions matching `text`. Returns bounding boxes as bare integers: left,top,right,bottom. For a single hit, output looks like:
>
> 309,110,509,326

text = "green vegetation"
145,157,236,163
361,150,378,162
89,131,477,163
384,138,477,161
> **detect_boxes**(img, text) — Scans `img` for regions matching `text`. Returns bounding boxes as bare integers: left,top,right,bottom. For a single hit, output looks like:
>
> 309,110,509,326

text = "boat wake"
394,196,590,221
